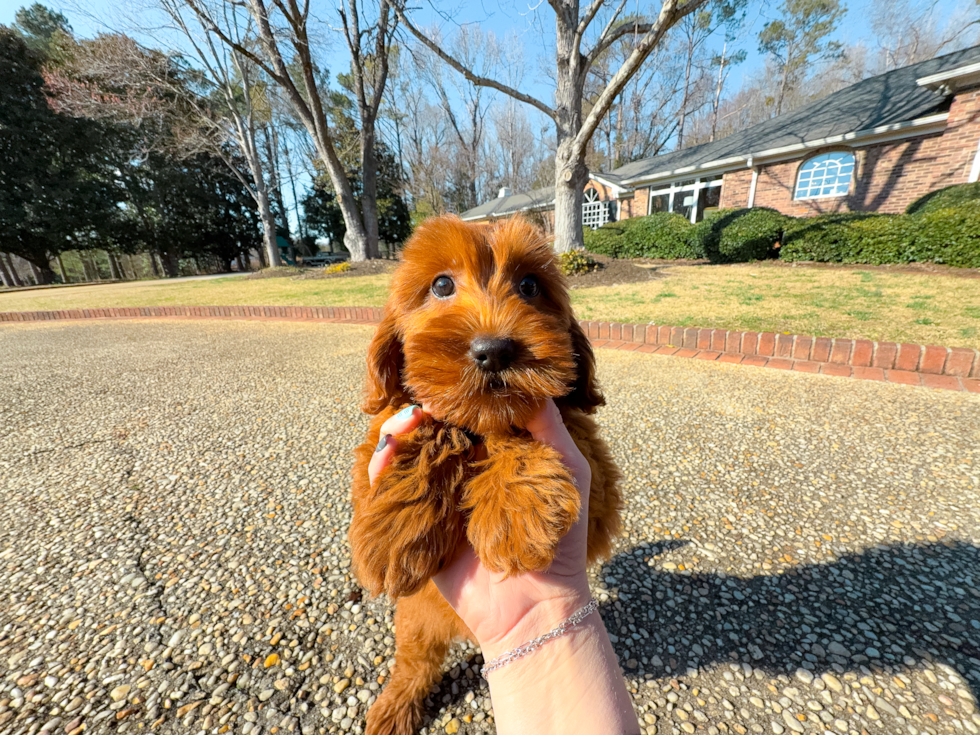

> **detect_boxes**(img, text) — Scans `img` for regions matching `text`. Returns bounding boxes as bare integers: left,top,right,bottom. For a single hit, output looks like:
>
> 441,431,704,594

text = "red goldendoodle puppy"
349,215,622,735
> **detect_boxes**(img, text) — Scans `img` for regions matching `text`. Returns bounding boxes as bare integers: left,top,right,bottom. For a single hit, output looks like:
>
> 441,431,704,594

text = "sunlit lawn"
0,274,392,311
3,263,979,349
573,263,980,350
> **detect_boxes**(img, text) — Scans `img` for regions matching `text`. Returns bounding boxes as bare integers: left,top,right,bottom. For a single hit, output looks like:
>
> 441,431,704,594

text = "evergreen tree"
0,27,119,282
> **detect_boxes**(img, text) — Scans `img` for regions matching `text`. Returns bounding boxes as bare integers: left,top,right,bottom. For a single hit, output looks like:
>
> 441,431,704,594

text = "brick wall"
720,169,753,208
730,87,980,216
631,187,650,218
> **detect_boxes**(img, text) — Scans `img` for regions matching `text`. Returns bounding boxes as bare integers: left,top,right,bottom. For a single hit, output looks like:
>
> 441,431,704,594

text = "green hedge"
906,182,980,214
781,206,980,268
583,202,980,268
583,213,698,259
689,208,790,263
913,205,980,267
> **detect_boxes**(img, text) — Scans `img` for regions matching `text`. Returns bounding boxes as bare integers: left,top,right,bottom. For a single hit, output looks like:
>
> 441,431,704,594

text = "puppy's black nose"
470,337,517,373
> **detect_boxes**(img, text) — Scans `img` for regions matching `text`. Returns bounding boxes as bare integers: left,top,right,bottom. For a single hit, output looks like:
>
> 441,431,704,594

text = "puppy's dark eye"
518,275,539,298
431,275,455,299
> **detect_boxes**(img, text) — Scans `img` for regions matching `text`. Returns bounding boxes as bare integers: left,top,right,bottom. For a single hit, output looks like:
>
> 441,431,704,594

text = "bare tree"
870,0,977,72
395,0,712,252
492,99,541,193
148,1,283,266
674,2,742,149
708,36,746,141
177,0,398,260
414,26,500,211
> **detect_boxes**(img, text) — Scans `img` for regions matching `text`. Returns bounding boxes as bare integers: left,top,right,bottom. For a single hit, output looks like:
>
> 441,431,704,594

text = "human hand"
367,399,593,660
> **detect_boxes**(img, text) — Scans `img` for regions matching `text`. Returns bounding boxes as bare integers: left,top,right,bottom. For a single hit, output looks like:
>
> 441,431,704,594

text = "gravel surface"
1,320,979,735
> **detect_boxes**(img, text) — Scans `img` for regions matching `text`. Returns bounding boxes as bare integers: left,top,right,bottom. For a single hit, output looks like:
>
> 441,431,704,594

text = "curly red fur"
350,215,623,735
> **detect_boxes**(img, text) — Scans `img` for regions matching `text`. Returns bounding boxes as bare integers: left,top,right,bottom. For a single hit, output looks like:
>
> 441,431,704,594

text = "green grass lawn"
3,263,979,349
0,273,392,311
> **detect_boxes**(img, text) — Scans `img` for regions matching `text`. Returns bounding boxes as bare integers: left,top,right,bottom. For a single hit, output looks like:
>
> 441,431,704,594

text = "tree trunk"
776,63,789,117
55,254,68,283
256,181,281,268
360,126,381,259
552,8,587,254
27,258,55,285
553,152,588,252
0,252,16,288
710,41,728,143
677,48,693,151
107,252,123,280
5,253,23,286
162,251,180,278
80,252,94,282
267,125,291,242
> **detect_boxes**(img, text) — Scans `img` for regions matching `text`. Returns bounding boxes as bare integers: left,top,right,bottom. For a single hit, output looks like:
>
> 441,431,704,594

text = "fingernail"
396,405,419,419
375,434,391,453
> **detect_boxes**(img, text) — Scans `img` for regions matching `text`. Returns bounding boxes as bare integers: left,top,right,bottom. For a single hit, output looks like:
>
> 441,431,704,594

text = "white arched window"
794,151,855,200
582,187,611,229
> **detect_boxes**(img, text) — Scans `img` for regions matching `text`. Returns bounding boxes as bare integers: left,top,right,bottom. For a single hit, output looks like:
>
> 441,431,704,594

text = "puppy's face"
364,216,602,435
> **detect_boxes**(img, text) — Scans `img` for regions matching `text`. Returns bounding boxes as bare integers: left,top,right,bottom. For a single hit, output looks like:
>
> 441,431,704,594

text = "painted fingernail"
375,434,391,453
396,405,419,419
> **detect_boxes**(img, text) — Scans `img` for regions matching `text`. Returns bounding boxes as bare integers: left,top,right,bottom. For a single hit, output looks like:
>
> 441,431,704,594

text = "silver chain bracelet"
481,598,599,677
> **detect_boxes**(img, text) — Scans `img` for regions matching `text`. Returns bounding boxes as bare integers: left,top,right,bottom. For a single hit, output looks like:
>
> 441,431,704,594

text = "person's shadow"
596,540,980,703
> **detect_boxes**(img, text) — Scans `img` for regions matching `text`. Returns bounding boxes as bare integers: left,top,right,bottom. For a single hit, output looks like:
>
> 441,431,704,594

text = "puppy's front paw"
350,423,471,598
463,439,580,575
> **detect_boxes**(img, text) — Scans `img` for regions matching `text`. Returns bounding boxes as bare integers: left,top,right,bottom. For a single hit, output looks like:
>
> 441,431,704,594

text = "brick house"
461,45,980,228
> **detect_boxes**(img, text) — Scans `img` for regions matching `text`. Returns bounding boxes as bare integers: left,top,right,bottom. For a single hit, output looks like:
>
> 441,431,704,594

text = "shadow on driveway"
598,540,980,701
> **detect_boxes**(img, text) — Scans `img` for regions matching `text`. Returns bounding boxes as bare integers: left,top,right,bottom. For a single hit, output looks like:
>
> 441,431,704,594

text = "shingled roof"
612,44,980,184
459,186,556,221
460,44,980,221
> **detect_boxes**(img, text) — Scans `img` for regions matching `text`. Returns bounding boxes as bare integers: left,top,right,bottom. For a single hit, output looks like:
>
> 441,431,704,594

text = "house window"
794,152,855,200
649,193,670,213
647,175,723,222
582,187,612,229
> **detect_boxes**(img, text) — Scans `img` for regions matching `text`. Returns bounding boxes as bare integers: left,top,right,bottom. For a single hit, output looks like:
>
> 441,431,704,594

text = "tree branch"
576,0,608,37
587,14,651,68
392,1,557,121
574,0,709,160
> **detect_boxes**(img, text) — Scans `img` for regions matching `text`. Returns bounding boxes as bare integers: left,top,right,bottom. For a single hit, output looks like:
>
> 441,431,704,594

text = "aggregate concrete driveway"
1,320,979,735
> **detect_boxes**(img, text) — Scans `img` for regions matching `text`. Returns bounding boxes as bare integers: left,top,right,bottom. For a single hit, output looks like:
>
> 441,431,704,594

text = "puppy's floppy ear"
562,318,605,413
362,310,409,414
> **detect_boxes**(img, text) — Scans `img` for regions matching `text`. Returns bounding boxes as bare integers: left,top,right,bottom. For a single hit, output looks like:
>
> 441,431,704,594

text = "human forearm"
483,608,641,735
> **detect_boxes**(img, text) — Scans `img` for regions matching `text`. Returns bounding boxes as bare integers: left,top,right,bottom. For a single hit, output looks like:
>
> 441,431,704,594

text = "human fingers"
367,405,424,486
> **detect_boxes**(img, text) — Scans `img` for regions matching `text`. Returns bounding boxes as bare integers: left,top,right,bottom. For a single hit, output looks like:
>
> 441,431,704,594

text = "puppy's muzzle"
469,337,517,373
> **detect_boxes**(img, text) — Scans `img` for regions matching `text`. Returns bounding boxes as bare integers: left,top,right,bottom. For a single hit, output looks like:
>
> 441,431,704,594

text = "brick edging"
2,307,977,393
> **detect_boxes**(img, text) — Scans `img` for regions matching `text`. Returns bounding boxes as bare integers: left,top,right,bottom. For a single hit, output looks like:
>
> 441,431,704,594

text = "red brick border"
3,308,979,393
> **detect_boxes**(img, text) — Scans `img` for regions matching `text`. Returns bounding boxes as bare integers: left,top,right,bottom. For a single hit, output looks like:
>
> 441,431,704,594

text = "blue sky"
1,0,974,224
1,0,971,96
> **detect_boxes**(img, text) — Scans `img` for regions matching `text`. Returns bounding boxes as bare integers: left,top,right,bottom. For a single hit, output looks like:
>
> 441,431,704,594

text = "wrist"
478,581,592,662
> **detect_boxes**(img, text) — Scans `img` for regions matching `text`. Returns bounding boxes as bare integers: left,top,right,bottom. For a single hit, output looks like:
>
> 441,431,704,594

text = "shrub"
557,250,600,276
911,205,980,268
583,212,697,259
324,261,352,274
781,213,913,264
906,182,980,214
780,206,980,268
690,208,790,263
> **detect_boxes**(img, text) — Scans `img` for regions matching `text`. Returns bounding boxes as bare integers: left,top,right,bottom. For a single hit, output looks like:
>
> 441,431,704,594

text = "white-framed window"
582,187,611,229
645,175,723,223
794,151,855,200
